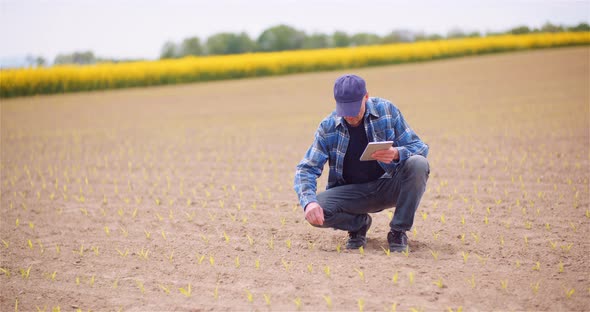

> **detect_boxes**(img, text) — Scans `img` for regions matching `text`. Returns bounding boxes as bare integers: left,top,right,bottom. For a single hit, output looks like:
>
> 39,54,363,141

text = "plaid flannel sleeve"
293,125,330,210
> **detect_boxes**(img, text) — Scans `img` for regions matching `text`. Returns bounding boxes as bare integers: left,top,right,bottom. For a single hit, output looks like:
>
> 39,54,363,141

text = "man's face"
343,94,368,127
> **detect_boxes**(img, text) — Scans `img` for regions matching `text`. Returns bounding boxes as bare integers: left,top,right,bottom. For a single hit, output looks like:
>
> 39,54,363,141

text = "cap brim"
335,100,362,117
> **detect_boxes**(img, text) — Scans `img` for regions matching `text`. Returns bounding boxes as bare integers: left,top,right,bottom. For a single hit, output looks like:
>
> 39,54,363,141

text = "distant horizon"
1,0,589,64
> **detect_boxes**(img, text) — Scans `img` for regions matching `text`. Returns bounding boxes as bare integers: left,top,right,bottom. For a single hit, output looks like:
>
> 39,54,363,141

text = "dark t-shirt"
343,119,385,184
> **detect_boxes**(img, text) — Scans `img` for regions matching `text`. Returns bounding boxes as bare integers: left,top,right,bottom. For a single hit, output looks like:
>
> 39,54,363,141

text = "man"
294,74,429,252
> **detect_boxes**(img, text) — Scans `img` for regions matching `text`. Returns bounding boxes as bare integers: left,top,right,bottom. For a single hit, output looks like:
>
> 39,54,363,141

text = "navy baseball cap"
334,74,367,117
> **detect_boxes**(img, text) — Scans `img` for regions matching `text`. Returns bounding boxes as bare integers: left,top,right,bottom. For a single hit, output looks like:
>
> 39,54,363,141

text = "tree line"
25,22,590,67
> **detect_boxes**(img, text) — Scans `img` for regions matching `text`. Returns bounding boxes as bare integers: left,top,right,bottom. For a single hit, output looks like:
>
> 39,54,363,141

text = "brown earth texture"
1,47,589,312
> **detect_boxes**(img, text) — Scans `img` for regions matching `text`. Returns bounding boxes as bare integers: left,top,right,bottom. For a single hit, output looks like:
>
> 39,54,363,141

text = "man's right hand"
304,202,324,226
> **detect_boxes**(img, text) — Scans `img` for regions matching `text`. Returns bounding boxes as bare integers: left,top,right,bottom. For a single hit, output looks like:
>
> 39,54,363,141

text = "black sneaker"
387,230,408,253
346,215,372,249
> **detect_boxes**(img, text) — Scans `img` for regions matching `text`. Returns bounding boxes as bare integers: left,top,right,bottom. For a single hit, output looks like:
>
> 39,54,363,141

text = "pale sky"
0,0,589,62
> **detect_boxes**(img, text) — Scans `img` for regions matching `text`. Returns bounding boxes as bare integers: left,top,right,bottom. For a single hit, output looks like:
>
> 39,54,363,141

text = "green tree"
257,24,305,52
179,37,203,57
302,33,331,49
206,32,255,55
54,51,96,65
509,25,531,35
350,33,381,46
567,22,590,32
541,22,564,32
332,31,350,47
160,41,178,59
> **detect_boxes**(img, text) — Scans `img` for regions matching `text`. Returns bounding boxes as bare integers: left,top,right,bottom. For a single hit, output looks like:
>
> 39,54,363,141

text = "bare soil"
1,47,589,312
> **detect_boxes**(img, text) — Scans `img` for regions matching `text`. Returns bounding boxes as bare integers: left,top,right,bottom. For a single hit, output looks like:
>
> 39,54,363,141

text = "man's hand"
304,202,324,226
372,146,399,163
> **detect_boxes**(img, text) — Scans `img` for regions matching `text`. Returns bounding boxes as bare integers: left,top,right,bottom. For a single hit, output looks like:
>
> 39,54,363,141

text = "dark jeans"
316,155,429,233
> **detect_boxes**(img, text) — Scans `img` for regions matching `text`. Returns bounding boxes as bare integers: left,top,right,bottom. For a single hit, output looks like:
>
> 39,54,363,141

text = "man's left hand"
372,146,399,163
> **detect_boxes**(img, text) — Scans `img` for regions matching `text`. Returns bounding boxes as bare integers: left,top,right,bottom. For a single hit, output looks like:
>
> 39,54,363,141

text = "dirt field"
1,47,589,312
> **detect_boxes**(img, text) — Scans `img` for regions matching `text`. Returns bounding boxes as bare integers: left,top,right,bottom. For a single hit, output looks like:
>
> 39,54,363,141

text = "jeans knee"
406,155,429,176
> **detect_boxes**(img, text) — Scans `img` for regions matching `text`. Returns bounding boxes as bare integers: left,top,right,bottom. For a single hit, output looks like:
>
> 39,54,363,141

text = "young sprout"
433,278,444,288
421,212,427,220
466,274,475,288
244,289,253,303
115,248,128,257
263,293,271,306
324,266,331,278
392,271,399,284
179,283,192,297
235,256,240,268
268,237,274,250
558,261,564,273
28,239,33,250
500,279,508,290
358,298,365,312
355,268,365,282
209,255,215,266
381,246,391,256
531,281,540,294
430,250,439,260
323,295,333,310
255,259,260,269
359,246,365,256
440,213,446,224
532,261,540,271
336,243,342,253
281,258,291,271
0,267,10,277
561,243,573,252
565,288,575,298
402,247,410,257
293,297,302,310
462,251,469,263
408,272,415,285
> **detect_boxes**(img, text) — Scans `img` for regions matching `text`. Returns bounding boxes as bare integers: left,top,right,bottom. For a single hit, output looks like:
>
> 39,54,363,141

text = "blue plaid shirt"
294,97,429,210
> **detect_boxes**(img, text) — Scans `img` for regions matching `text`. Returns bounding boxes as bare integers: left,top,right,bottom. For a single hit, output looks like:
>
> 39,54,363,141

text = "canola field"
1,32,589,98
0,47,589,311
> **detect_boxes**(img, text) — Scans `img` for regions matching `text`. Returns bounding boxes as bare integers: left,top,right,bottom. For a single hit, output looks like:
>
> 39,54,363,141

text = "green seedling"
421,212,427,220
336,243,342,253
144,230,151,239
447,307,463,312
116,248,128,257
55,244,60,254
138,248,149,260
104,226,110,236
161,230,167,240
255,259,260,269
460,215,465,225
2,239,9,248
235,256,240,268
561,243,573,252
531,281,540,294
462,251,469,263
268,237,274,250
382,246,391,256
293,297,302,310
214,284,219,299
558,261,564,273
565,288,575,298
135,280,145,293
440,213,446,224
245,289,253,303
281,258,291,271
286,239,292,249
28,239,33,249
223,232,229,243
359,246,365,256
324,266,331,278
209,255,215,266
89,275,95,286
459,233,465,243
91,246,99,255
1,267,11,277
433,278,444,288
358,298,364,312
120,227,128,237
402,246,410,257
355,268,365,282
132,208,138,218
392,271,399,284
466,274,475,288
323,295,332,309
179,283,192,297
200,234,208,244
532,261,540,271
432,231,440,240
263,293,271,306
408,272,415,284
500,279,508,290
167,251,174,262
307,263,313,273
430,250,439,260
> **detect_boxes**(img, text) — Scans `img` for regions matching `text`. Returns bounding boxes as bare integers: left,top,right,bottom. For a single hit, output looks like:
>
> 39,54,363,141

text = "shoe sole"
389,244,409,253
345,216,372,250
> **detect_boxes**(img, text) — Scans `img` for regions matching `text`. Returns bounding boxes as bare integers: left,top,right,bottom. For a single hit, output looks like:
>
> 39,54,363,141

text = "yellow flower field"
1,32,589,98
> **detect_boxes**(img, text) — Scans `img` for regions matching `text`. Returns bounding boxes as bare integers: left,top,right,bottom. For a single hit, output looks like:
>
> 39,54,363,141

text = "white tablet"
359,141,394,161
